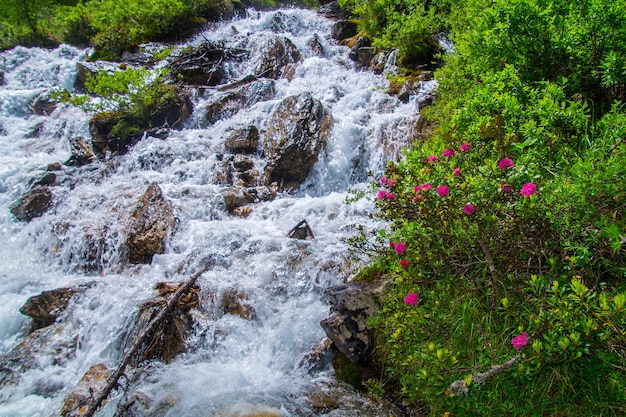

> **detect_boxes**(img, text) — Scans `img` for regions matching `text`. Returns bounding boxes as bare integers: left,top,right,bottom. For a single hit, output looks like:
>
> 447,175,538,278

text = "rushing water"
0,8,431,417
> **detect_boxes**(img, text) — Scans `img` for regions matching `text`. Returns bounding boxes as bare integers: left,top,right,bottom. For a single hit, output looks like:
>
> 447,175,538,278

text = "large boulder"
254,37,302,79
320,280,390,363
205,79,275,124
331,20,358,41
263,93,333,186
10,185,53,222
125,182,176,264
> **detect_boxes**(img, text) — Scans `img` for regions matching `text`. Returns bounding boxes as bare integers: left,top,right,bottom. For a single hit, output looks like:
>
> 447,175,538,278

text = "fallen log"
81,266,208,417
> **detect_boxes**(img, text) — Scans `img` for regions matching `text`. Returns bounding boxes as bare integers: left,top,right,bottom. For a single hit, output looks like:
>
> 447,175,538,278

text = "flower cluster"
390,241,406,255
404,292,419,305
511,332,529,351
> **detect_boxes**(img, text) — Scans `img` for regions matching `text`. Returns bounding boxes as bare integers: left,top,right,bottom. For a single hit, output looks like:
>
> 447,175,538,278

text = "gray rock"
255,37,302,79
263,93,333,186
10,185,53,222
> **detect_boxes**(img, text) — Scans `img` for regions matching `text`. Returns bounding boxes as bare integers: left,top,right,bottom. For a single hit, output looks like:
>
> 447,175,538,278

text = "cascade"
0,7,434,416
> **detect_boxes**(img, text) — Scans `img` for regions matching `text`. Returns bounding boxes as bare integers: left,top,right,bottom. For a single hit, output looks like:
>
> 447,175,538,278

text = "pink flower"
386,192,396,200
428,155,439,163
413,185,421,192
500,182,512,193
443,149,456,157
400,259,410,268
404,292,419,306
520,183,537,198
511,332,529,351
498,157,515,170
421,183,433,192
390,241,406,255
377,190,388,200
380,177,388,185
437,185,449,197
463,203,475,215
452,167,461,176
460,142,471,152
386,179,395,187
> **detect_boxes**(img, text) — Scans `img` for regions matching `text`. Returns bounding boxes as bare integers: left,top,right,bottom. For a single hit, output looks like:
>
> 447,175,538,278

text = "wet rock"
288,220,315,240
10,185,53,222
247,185,277,203
331,21,358,41
121,282,200,364
28,171,57,188
125,182,176,264
169,41,246,86
220,288,256,320
89,86,192,157
320,280,390,363
221,187,251,213
60,363,111,417
47,162,63,171
224,125,259,153
65,136,96,166
30,93,58,115
0,71,4,86
19,287,83,331
318,1,349,19
349,36,374,69
263,93,333,186
205,80,275,124
0,324,78,388
233,155,254,172
255,37,302,79
232,205,253,218
307,33,325,56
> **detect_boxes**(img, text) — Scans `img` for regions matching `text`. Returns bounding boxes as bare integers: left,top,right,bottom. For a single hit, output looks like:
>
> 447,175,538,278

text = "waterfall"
0,8,433,417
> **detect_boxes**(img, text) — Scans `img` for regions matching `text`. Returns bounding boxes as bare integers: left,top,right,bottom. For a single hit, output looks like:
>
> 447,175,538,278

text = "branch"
82,266,208,417
446,354,521,396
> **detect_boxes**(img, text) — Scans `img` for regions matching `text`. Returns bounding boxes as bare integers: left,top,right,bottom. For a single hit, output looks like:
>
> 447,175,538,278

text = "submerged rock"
263,93,333,186
220,288,256,320
125,182,176,264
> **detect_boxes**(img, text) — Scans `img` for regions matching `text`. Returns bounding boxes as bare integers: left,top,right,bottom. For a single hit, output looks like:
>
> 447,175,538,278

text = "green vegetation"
0,0,317,59
350,0,626,415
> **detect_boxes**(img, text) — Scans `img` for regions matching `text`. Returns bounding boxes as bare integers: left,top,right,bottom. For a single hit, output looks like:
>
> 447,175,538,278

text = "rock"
0,324,78,389
255,37,302,79
89,86,192,157
348,36,374,69
19,287,82,331
263,93,333,186
28,171,57,188
125,182,176,264
220,288,256,320
320,280,390,363
287,220,315,240
60,364,111,417
233,155,254,172
65,136,96,166
307,34,325,56
121,282,200,364
220,187,251,213
168,41,247,86
232,205,253,218
30,93,58,115
205,80,275,124
10,185,53,222
224,125,259,153
331,20,358,41
318,1,349,19
0,71,4,86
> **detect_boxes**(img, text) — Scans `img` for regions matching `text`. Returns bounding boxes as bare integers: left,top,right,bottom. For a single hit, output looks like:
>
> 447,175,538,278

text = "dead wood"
82,266,208,417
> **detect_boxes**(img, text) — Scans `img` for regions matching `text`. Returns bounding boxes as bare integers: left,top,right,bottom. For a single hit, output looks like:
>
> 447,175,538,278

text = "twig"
476,235,497,282
446,354,521,396
82,266,208,417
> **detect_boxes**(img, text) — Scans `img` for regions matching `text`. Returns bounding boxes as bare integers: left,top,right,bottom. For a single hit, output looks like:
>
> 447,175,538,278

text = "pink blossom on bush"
511,332,529,350
520,183,537,198
392,241,406,255
377,190,387,199
400,259,410,268
460,142,471,152
428,155,439,163
380,177,388,185
498,157,514,170
443,149,456,157
404,292,419,306
421,183,433,191
453,167,461,176
500,182,512,193
463,203,475,215
437,185,449,197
